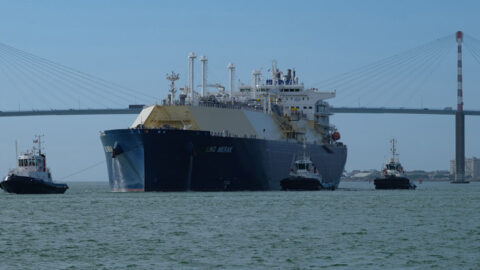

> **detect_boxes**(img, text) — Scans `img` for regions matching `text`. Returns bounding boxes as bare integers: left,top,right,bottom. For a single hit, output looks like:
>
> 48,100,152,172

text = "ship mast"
390,138,397,160
34,135,44,155
166,71,179,105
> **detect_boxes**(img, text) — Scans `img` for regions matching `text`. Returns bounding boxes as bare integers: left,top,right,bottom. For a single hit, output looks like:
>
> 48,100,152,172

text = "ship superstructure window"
387,164,396,170
18,159,36,166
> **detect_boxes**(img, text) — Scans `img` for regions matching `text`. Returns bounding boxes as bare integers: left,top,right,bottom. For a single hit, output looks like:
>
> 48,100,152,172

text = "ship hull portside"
374,176,416,190
100,129,347,191
0,175,69,194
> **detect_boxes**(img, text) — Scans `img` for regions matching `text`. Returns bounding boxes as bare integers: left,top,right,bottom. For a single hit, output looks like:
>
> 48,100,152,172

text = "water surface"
0,181,479,269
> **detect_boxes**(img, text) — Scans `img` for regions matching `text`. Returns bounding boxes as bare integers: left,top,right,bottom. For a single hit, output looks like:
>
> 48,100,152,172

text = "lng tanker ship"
100,56,347,191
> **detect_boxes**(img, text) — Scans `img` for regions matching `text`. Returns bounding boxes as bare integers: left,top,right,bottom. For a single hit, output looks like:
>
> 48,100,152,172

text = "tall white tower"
199,56,207,98
227,63,235,99
188,52,196,103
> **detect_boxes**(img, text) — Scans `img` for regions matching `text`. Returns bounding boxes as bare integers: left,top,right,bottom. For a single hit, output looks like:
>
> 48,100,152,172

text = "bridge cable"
328,35,452,107
315,35,452,106
0,42,158,109
0,42,157,101
0,44,137,107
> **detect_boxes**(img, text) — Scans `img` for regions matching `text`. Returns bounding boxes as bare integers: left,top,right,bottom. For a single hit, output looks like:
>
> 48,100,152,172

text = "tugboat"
374,139,416,190
280,141,334,191
0,136,68,194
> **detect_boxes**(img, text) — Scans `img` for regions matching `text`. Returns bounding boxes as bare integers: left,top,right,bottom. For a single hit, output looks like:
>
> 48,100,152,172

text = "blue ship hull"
100,129,347,191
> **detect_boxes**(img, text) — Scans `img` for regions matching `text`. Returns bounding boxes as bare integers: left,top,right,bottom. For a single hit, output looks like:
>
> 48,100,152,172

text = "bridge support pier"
452,111,468,183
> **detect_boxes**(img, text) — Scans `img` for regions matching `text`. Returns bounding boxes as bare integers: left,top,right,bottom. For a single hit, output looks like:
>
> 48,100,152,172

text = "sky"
1,0,480,181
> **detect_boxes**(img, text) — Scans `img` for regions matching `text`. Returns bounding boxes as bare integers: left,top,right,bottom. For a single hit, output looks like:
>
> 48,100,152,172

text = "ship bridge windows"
296,163,311,170
281,88,301,92
18,159,36,167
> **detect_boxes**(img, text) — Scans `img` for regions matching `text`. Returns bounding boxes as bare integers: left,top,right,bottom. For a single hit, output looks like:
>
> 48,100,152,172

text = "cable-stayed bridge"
1,32,480,114
2,31,480,183
1,32,480,115
1,106,480,117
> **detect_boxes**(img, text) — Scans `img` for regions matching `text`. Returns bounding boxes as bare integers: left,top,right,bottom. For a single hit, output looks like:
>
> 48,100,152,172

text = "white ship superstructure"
382,139,405,178
8,136,52,182
135,59,341,146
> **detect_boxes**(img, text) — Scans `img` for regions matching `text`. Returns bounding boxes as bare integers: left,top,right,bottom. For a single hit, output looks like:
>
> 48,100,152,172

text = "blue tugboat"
0,136,68,194
374,139,416,190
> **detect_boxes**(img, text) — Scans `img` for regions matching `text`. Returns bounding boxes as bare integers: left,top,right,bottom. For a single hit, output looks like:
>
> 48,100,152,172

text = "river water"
0,181,479,269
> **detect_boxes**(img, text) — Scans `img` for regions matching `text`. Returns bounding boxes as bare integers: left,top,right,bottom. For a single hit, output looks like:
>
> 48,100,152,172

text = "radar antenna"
166,71,180,105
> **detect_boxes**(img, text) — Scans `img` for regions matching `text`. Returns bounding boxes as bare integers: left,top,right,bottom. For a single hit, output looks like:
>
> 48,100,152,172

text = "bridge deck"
0,107,479,117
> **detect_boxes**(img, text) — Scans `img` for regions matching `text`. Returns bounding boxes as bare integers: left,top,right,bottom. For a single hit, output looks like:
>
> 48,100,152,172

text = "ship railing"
195,101,266,112
209,130,258,139
164,99,273,113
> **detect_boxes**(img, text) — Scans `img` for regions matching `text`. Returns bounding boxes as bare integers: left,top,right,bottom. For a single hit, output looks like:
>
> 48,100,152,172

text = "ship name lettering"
104,146,113,153
206,146,217,152
217,146,233,153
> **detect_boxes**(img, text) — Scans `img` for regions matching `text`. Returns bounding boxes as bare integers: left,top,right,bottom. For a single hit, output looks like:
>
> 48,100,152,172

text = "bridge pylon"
452,31,469,184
